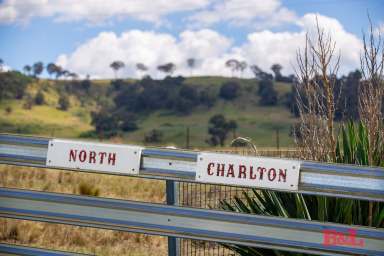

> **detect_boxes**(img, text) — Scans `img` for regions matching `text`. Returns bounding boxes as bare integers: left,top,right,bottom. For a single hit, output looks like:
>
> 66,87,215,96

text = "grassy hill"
0,76,297,148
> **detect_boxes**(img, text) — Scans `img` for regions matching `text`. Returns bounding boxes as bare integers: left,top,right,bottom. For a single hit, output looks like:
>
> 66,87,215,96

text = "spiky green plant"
336,121,384,167
220,121,384,256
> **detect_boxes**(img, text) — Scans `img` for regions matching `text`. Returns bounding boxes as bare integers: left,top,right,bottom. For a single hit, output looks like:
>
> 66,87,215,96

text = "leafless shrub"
359,16,384,226
294,18,340,161
359,17,384,164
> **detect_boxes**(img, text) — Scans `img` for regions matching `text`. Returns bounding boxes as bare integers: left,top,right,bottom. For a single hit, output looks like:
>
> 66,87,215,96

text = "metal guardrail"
0,243,87,255
1,187,384,256
0,134,383,202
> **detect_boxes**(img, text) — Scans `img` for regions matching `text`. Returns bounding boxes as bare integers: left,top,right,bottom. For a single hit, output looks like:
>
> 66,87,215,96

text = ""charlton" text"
207,163,287,182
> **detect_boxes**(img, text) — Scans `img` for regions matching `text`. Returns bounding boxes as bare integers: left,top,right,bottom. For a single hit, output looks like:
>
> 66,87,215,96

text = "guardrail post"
166,180,180,256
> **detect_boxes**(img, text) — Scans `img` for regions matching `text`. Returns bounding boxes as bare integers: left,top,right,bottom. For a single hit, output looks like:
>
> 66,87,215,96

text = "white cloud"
187,0,296,28
56,14,363,79
0,0,296,29
238,14,362,75
300,13,362,73
56,29,234,78
0,0,210,25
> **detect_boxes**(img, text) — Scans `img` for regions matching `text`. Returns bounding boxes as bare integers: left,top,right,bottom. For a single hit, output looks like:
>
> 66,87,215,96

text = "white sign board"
46,139,142,175
196,153,300,191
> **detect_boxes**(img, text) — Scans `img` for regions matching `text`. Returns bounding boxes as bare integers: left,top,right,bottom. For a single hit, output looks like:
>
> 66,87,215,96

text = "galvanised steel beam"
0,243,88,255
0,133,383,201
0,188,383,256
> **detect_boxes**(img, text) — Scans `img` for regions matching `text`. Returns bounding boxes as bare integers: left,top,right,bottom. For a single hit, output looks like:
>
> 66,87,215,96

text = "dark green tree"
258,79,278,106
335,70,361,120
238,61,247,78
110,61,125,79
91,110,120,138
157,62,176,77
46,63,58,78
32,62,44,78
250,65,273,80
207,114,237,146
219,81,240,100
23,65,32,76
136,63,148,77
34,90,45,105
225,59,239,77
270,63,282,80
54,65,64,79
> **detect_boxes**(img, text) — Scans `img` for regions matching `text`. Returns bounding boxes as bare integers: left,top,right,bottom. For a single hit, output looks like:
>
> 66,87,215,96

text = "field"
0,76,296,148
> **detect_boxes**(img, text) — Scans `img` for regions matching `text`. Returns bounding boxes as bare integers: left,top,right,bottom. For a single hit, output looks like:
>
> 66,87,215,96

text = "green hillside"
0,75,297,148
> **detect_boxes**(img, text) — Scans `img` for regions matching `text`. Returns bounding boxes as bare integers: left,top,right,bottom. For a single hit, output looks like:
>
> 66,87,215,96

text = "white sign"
46,139,142,175
196,153,300,191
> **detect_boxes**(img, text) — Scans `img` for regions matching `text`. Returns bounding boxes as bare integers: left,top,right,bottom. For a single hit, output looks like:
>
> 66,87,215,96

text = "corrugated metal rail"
1,187,383,256
0,243,88,255
0,134,383,201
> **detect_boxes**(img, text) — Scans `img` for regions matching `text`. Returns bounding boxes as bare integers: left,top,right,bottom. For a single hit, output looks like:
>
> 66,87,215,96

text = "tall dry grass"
0,165,167,255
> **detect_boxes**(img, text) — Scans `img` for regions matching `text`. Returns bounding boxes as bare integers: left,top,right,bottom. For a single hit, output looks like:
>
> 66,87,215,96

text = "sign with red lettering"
46,139,142,175
196,153,300,191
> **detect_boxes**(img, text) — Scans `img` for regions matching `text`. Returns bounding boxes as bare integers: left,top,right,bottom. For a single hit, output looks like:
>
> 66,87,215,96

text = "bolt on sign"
46,139,142,175
196,153,301,191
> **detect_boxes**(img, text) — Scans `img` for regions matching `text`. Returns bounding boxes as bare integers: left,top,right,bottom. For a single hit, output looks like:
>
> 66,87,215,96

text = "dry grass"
0,165,167,255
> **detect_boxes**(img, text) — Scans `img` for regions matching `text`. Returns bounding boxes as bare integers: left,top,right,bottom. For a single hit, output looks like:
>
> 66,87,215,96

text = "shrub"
91,110,120,139
117,112,139,132
219,81,240,100
206,114,237,146
34,90,45,105
0,71,31,101
144,129,163,143
179,85,198,102
258,79,278,106
259,85,277,105
58,94,70,111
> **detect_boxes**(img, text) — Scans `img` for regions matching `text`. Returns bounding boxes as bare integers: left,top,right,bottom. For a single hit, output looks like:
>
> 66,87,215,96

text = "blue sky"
0,0,383,78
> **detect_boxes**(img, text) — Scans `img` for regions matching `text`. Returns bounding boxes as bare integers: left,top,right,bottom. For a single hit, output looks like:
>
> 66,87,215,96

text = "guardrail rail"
0,134,383,256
